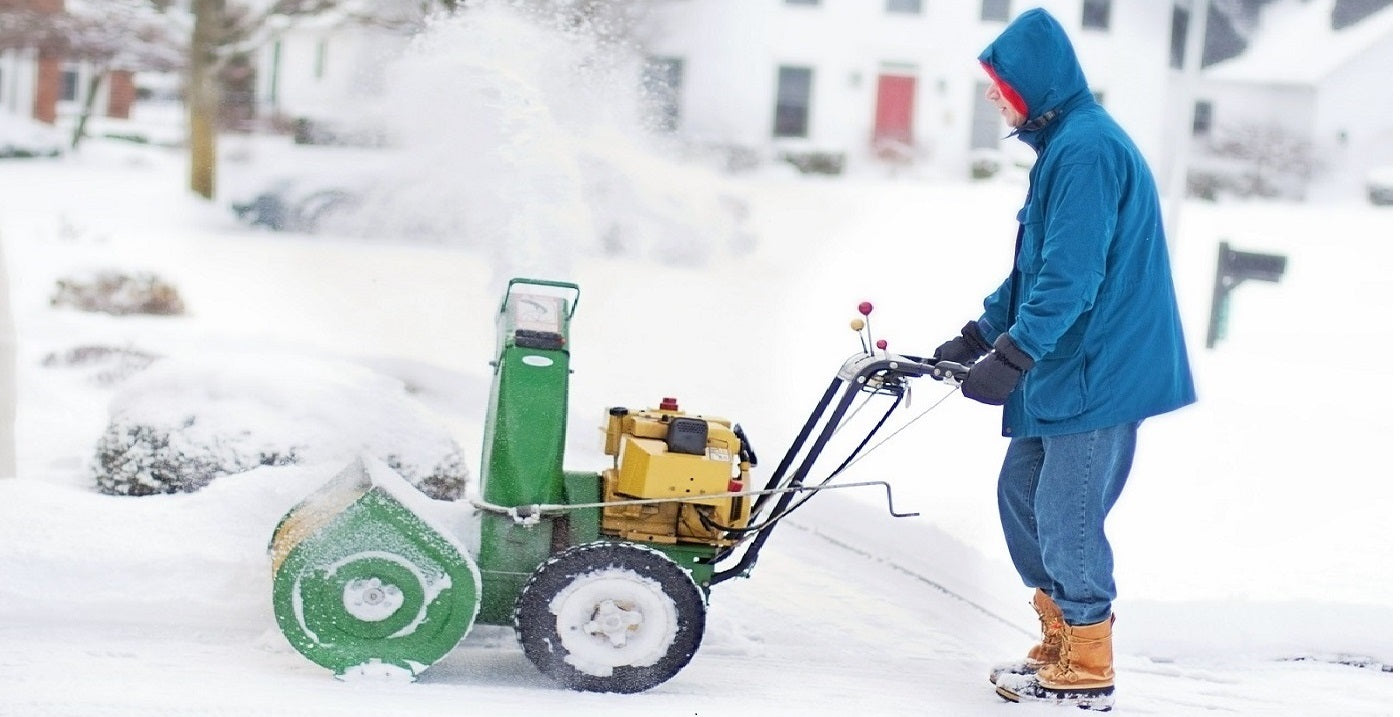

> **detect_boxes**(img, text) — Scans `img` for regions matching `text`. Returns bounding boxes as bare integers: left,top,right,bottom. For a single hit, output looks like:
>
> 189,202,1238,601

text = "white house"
1191,0,1393,200
251,10,416,140
247,0,1390,196
1,38,136,133
639,0,1180,179
249,1,1182,179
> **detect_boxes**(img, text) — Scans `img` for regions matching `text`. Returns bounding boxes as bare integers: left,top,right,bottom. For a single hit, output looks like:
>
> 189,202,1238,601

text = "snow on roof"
1205,0,1393,85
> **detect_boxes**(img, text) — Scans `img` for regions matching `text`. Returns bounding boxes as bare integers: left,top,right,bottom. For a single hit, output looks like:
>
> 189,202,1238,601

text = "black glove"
932,321,993,365
962,333,1034,406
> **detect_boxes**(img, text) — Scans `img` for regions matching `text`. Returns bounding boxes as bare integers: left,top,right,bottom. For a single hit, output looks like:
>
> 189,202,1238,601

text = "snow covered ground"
0,131,1391,715
0,7,1393,715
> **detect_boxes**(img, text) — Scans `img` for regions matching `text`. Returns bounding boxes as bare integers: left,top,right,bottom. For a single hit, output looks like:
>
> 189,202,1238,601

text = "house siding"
1313,35,1393,196
644,0,1174,179
1192,3,1392,199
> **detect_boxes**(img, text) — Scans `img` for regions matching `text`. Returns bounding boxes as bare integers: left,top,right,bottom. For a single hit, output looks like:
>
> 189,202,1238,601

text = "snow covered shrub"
1206,123,1318,200
779,151,846,176
51,270,185,316
970,154,1002,180
94,422,297,496
0,114,64,158
92,354,469,499
42,345,160,387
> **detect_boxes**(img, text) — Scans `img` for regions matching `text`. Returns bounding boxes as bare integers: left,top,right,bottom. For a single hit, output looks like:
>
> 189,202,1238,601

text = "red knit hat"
981,61,1028,117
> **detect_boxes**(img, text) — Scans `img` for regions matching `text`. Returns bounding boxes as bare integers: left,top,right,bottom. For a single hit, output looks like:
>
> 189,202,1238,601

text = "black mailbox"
1207,241,1287,349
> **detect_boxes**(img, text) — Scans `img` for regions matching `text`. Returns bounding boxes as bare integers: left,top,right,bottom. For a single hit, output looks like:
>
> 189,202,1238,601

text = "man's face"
985,83,1027,128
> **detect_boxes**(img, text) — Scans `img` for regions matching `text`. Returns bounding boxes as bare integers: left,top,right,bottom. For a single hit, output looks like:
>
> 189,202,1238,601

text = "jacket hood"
978,9,1091,123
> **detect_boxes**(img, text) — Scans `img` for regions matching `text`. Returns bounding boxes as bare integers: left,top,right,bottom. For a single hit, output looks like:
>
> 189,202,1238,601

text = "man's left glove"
962,333,1035,406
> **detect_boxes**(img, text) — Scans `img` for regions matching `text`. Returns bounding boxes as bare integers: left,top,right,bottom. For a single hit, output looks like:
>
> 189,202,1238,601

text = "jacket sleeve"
977,274,1013,340
1006,152,1115,361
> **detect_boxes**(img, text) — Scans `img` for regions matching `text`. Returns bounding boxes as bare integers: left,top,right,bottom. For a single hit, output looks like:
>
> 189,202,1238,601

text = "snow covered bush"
51,270,186,316
92,354,469,499
42,345,160,387
779,150,846,176
0,114,64,158
1205,122,1318,200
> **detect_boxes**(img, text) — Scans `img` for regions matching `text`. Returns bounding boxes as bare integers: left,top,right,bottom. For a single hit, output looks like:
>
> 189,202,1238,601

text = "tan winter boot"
987,589,1064,684
994,615,1116,711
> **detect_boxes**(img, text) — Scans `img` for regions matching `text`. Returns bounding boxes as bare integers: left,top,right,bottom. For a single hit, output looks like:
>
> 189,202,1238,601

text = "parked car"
229,145,392,233
232,177,364,232
230,139,755,263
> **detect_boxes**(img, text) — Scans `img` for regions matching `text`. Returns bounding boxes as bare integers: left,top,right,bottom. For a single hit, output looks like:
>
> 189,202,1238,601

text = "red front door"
873,74,916,146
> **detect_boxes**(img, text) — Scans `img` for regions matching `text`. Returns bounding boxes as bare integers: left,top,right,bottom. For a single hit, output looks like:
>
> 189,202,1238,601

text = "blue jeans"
996,421,1139,626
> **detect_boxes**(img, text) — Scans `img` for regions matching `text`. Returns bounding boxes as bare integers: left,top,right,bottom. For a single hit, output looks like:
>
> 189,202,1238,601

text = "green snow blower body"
269,278,756,692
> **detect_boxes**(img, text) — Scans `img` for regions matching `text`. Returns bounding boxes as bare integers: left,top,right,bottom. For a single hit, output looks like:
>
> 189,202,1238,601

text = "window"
314,39,327,80
886,0,922,13
1169,6,1188,69
60,67,79,102
773,66,813,138
970,81,1003,149
642,57,684,132
981,0,1011,22
1082,0,1111,30
1191,100,1212,136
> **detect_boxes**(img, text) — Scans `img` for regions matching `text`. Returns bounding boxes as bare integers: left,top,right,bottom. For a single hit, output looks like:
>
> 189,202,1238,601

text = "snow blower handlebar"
707,344,967,585
926,358,970,385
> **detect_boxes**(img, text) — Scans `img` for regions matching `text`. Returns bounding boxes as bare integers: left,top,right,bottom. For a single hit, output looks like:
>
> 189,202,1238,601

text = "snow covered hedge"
51,270,185,316
43,345,160,387
0,114,64,159
92,354,468,499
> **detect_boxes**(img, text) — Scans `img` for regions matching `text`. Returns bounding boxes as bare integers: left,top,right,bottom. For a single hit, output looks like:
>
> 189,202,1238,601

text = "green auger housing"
268,457,481,679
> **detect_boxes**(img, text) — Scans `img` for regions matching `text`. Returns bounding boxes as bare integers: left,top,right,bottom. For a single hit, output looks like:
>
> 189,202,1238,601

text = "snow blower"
268,277,968,692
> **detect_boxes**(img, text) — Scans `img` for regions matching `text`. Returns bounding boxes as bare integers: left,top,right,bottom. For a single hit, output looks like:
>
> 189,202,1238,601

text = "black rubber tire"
514,541,706,693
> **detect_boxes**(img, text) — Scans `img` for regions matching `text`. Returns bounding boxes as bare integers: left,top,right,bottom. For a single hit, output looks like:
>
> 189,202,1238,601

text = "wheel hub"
343,577,405,622
583,600,643,647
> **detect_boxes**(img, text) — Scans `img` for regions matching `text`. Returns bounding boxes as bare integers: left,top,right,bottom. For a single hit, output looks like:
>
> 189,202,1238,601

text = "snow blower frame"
268,277,969,692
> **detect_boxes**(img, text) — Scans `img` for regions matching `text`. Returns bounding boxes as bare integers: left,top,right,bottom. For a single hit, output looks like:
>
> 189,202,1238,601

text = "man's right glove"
961,333,1035,406
932,321,993,365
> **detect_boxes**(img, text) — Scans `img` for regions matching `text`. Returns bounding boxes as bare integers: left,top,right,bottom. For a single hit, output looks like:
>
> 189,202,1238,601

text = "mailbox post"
1206,241,1287,348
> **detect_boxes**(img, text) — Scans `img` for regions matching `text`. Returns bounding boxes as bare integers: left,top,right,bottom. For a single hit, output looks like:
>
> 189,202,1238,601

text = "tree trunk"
70,67,107,151
189,0,224,199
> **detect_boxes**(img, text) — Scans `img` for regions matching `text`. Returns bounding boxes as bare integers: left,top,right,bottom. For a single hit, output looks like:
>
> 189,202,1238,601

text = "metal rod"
469,479,920,521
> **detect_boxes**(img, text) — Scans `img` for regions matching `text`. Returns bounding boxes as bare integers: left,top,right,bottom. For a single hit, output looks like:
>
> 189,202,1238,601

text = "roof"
1204,0,1393,85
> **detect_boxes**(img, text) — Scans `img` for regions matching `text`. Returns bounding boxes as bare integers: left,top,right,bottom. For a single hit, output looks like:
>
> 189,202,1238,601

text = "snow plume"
360,2,633,292
318,1,741,291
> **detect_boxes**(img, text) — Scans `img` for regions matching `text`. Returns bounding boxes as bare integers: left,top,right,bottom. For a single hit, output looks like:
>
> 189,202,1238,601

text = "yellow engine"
599,398,752,547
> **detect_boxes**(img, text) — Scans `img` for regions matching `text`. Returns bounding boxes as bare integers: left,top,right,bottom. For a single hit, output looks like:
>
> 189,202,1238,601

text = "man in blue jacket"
932,8,1196,711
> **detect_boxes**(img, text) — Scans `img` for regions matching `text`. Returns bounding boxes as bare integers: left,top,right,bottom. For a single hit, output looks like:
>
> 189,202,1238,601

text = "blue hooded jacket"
975,9,1195,437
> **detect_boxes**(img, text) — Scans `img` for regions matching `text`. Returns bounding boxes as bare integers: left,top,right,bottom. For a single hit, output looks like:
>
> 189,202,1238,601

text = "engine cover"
599,402,751,546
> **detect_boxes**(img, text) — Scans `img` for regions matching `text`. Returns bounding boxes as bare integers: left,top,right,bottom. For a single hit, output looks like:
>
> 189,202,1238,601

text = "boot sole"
994,683,1115,712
